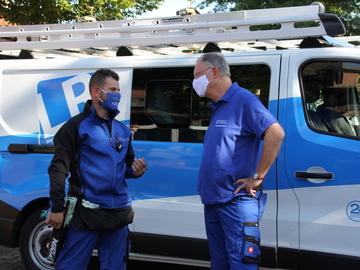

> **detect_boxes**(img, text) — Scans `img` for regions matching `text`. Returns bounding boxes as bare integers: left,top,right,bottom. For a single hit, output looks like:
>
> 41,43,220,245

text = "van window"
301,61,360,138
145,80,192,129
131,67,200,142
230,64,271,107
131,64,271,142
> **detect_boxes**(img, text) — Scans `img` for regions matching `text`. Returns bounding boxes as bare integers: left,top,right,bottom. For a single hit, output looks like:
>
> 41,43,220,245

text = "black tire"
19,206,55,270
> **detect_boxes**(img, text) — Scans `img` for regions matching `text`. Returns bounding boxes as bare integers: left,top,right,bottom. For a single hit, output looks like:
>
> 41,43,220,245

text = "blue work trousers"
55,224,129,270
204,191,267,270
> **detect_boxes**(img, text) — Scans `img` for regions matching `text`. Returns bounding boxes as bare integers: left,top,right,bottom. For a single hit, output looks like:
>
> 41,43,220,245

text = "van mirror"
145,80,192,128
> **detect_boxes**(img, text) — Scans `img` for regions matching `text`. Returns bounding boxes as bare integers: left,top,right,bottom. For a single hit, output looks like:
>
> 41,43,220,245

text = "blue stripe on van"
3,95,359,206
130,141,202,200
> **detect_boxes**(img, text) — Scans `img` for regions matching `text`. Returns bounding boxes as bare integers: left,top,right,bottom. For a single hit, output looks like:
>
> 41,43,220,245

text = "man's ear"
212,66,220,79
92,86,101,98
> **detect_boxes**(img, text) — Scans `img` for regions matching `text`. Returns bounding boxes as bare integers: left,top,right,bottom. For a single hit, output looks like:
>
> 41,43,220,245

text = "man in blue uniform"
193,53,284,270
46,68,146,270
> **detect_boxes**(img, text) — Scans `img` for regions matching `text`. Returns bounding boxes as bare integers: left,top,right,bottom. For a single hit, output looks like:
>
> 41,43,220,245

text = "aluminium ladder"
0,4,347,51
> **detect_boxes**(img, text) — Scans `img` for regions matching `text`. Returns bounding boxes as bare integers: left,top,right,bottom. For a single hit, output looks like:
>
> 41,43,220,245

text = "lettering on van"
37,73,92,143
346,201,360,222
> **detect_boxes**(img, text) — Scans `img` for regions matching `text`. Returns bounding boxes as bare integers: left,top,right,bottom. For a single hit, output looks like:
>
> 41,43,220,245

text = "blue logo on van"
37,73,92,144
346,201,360,222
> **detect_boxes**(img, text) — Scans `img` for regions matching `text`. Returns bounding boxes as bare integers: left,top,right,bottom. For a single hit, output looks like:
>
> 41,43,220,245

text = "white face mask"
192,70,213,97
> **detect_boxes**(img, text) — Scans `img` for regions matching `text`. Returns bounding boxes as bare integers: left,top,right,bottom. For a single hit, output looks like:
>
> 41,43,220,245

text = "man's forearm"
256,123,285,176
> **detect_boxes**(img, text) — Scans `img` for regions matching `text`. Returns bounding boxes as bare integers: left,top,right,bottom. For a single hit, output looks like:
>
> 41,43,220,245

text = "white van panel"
297,185,360,257
0,58,133,143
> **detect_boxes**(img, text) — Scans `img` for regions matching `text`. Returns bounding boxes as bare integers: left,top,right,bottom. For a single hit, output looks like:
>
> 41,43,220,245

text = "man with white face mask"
46,68,146,270
193,53,284,270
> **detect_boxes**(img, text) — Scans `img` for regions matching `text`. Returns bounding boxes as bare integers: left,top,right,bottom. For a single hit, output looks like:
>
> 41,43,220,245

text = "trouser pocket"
258,192,267,220
243,222,261,264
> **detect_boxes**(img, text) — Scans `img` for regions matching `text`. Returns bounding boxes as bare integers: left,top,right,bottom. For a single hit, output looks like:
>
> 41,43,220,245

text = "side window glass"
130,64,271,143
180,94,211,143
145,80,192,128
131,67,196,142
301,61,360,138
230,64,271,108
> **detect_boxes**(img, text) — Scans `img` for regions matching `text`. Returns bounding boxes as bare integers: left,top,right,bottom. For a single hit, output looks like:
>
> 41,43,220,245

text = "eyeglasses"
194,66,212,79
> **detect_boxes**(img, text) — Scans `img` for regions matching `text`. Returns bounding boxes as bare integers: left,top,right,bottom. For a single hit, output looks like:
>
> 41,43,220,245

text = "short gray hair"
197,53,231,77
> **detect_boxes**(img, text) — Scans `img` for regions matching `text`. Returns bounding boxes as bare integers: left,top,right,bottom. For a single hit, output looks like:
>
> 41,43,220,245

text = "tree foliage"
0,0,165,25
196,0,360,35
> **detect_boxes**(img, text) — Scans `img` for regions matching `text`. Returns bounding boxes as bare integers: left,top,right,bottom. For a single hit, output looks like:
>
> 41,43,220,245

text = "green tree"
0,0,165,25
196,0,360,35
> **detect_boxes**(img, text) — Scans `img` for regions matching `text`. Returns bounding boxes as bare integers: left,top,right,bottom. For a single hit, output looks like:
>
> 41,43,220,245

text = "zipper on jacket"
104,117,117,208
105,118,113,149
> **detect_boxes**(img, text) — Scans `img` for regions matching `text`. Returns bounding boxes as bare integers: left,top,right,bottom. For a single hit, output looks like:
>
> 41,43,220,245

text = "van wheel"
19,207,55,270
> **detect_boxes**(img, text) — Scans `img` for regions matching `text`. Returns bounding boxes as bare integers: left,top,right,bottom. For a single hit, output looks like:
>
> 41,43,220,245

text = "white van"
0,4,359,270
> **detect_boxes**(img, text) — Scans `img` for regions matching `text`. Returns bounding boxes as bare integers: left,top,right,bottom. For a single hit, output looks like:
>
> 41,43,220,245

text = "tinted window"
131,64,271,142
145,80,192,128
301,61,360,138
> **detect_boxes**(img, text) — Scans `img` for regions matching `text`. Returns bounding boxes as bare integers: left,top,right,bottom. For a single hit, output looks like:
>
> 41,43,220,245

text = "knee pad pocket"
243,222,261,264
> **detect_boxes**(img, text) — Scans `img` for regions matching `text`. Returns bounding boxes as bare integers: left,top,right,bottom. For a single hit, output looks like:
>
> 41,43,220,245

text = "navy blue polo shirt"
197,82,277,205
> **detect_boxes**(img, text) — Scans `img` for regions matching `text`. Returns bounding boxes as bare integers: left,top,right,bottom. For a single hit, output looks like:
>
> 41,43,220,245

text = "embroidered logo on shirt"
117,136,130,142
215,119,227,128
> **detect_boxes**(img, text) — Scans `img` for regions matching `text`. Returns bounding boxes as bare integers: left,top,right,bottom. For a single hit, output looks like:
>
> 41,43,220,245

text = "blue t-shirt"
197,82,277,205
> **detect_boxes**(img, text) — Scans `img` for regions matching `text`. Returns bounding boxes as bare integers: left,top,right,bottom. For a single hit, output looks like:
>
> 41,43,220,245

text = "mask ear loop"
98,87,107,103
205,68,214,85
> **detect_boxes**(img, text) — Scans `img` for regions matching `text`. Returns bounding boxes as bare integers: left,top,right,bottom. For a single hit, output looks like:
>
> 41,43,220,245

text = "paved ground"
0,246,278,270
0,246,209,270
0,247,25,270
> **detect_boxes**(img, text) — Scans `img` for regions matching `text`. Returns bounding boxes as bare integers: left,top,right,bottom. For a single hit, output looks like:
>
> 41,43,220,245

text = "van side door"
281,49,360,270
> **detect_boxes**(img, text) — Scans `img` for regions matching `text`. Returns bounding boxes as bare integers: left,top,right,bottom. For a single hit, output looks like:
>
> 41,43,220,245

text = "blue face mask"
99,88,121,112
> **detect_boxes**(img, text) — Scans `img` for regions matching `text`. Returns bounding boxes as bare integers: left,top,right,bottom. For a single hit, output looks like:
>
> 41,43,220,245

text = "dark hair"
89,68,119,92
203,42,221,53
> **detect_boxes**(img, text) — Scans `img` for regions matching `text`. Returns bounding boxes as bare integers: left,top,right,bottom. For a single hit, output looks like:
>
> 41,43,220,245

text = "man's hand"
132,158,147,177
232,123,284,197
46,211,64,229
233,177,262,196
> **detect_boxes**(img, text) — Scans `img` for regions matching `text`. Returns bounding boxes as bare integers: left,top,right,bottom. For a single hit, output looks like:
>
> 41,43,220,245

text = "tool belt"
72,200,134,231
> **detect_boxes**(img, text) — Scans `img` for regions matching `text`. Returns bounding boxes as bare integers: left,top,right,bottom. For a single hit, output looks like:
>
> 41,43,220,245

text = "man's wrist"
253,172,266,180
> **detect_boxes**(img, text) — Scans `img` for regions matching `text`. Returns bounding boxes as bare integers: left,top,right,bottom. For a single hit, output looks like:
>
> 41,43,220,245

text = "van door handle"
295,171,333,180
294,167,333,184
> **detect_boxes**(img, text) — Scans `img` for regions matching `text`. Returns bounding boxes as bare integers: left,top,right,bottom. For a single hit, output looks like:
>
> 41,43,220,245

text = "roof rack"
0,4,347,52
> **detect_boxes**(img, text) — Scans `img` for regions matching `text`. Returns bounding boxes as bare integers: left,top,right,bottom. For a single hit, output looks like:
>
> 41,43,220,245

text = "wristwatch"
253,172,265,180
